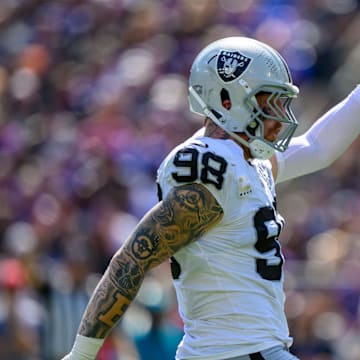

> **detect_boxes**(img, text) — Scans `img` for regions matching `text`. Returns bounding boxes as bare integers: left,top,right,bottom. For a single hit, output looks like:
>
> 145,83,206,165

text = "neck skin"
203,118,252,160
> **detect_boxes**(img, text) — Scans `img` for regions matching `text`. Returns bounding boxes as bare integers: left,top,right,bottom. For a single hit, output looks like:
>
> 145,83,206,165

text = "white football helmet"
189,37,299,159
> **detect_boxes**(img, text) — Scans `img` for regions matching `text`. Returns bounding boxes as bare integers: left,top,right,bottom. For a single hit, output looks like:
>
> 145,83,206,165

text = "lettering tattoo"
79,183,223,339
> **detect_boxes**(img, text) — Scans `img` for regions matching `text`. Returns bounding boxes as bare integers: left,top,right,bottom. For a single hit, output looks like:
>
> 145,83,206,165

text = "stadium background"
0,0,360,359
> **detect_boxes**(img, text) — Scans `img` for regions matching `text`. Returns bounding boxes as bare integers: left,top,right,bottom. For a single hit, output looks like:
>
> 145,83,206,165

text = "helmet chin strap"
189,86,274,160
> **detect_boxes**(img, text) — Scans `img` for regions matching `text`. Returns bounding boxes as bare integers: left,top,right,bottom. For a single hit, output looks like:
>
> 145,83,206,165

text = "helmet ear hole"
220,88,231,110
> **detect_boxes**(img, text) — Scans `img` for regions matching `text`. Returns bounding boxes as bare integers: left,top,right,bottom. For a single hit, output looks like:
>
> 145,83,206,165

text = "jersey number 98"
172,148,227,190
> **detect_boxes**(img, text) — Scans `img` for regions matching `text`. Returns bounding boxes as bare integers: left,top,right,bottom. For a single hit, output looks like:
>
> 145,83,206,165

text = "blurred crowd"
0,0,360,359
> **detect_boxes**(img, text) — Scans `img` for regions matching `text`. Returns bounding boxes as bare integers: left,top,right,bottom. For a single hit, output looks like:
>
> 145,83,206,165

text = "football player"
62,37,360,360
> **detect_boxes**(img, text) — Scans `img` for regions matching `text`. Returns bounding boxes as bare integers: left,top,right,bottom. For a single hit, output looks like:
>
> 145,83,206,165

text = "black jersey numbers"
172,148,199,183
253,206,284,281
172,148,227,190
200,152,227,189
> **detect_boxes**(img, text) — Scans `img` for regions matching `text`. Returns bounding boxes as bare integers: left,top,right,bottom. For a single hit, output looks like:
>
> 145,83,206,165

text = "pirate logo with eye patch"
217,50,252,83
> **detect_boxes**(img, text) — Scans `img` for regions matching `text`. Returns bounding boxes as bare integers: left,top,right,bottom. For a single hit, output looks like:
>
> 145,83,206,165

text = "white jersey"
156,131,292,360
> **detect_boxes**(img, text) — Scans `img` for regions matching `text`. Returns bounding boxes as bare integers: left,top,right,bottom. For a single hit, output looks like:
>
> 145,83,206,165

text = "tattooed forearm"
108,248,144,296
78,183,223,339
79,276,131,338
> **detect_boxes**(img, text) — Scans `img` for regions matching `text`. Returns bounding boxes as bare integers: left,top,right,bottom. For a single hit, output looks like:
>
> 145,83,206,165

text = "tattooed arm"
62,183,223,359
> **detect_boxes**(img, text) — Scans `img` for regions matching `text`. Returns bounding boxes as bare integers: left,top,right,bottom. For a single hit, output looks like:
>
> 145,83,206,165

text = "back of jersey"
157,132,292,360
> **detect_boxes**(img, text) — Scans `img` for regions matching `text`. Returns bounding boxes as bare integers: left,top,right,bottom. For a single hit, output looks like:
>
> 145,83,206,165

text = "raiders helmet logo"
217,50,252,82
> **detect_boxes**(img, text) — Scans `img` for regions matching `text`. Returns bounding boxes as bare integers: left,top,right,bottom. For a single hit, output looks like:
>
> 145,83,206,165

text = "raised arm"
63,183,223,359
272,85,360,183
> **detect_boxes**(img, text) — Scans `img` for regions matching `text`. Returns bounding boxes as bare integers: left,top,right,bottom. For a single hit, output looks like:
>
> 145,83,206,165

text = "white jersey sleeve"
157,133,292,360
157,136,229,208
